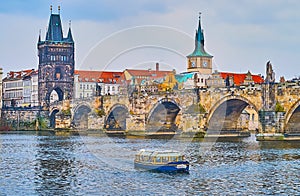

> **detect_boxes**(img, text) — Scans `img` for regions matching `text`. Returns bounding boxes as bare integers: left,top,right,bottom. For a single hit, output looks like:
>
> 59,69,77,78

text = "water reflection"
34,136,78,195
259,141,300,149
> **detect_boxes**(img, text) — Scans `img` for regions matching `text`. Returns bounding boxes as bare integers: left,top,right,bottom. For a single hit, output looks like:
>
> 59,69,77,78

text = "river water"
0,132,299,195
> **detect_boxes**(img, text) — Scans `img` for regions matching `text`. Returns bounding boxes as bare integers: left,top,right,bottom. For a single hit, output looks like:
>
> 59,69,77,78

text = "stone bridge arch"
284,99,300,133
49,107,60,128
146,98,181,132
104,104,129,131
72,104,92,129
206,95,259,133
46,87,64,105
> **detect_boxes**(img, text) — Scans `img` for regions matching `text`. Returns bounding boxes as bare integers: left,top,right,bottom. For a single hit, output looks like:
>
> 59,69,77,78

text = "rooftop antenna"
50,5,53,14
69,20,71,28
58,6,61,15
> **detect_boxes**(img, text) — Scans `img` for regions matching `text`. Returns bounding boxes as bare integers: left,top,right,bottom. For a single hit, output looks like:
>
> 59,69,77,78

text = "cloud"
1,0,300,79
0,13,44,74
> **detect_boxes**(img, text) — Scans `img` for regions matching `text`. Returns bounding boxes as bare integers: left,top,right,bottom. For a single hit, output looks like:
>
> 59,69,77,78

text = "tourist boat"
256,133,284,141
134,149,189,173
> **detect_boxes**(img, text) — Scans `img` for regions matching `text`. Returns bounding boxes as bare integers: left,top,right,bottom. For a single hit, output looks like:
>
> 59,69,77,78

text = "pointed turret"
66,28,74,42
65,21,74,43
187,13,213,74
38,29,41,43
188,13,212,58
197,15,204,45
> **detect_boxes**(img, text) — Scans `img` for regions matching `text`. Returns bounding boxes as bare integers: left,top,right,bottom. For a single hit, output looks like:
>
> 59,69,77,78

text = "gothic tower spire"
66,20,74,43
187,13,213,74
45,11,63,41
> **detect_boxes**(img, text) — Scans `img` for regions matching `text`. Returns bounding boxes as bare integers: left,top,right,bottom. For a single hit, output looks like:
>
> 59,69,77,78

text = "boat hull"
134,161,189,173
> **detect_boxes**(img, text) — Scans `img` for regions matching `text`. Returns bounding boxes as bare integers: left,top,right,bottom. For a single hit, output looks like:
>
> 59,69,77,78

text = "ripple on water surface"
0,134,300,195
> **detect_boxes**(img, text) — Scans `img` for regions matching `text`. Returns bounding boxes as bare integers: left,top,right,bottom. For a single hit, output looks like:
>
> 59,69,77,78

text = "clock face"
202,61,208,67
191,61,196,68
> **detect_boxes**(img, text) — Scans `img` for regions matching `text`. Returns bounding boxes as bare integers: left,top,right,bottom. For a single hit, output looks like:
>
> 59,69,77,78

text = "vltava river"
0,132,299,195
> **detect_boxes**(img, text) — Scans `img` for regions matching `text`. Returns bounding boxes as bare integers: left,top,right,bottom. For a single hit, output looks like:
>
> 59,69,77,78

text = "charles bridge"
2,79,300,137
26,80,299,136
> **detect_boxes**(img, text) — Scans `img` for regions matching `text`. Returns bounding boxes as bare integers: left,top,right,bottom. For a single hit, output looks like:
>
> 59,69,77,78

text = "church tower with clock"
187,13,213,74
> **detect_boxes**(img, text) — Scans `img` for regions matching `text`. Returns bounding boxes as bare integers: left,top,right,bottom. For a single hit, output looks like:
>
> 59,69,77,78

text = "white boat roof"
137,149,184,157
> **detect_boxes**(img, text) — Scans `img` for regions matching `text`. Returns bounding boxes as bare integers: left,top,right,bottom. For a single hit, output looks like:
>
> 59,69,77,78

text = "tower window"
55,67,63,80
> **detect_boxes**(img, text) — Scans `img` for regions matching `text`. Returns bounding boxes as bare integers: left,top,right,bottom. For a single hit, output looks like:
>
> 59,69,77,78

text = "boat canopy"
137,149,183,157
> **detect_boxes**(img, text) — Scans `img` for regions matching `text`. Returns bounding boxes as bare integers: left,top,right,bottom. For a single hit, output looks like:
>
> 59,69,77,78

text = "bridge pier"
178,113,202,133
126,114,146,134
258,111,285,133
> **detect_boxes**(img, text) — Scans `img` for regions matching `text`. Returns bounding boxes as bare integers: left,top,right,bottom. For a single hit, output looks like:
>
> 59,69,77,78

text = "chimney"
156,62,159,71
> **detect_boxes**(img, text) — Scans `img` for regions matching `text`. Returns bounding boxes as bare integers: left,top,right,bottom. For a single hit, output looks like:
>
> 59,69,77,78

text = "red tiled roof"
74,70,123,83
220,72,264,85
4,69,37,81
6,69,36,79
125,69,172,79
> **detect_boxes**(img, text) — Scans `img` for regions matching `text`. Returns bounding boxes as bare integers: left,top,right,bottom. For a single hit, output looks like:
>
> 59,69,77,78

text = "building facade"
23,70,39,106
38,7,74,108
2,69,37,107
206,70,264,88
123,66,173,93
74,70,123,99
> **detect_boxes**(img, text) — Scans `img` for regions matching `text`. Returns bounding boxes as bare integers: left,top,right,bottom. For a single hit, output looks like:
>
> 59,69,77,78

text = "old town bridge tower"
38,6,74,108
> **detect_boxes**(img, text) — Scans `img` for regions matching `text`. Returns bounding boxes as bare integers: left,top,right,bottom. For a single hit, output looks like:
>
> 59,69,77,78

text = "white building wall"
23,79,31,106
98,83,120,95
194,73,211,88
73,74,98,99
3,79,24,107
31,74,39,106
73,73,122,98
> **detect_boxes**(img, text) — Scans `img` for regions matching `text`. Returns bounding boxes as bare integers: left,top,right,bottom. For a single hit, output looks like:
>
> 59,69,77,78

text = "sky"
1,0,300,80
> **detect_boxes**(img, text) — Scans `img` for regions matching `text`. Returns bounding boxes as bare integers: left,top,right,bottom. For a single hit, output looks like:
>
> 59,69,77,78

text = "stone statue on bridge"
265,61,275,84
262,61,276,110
